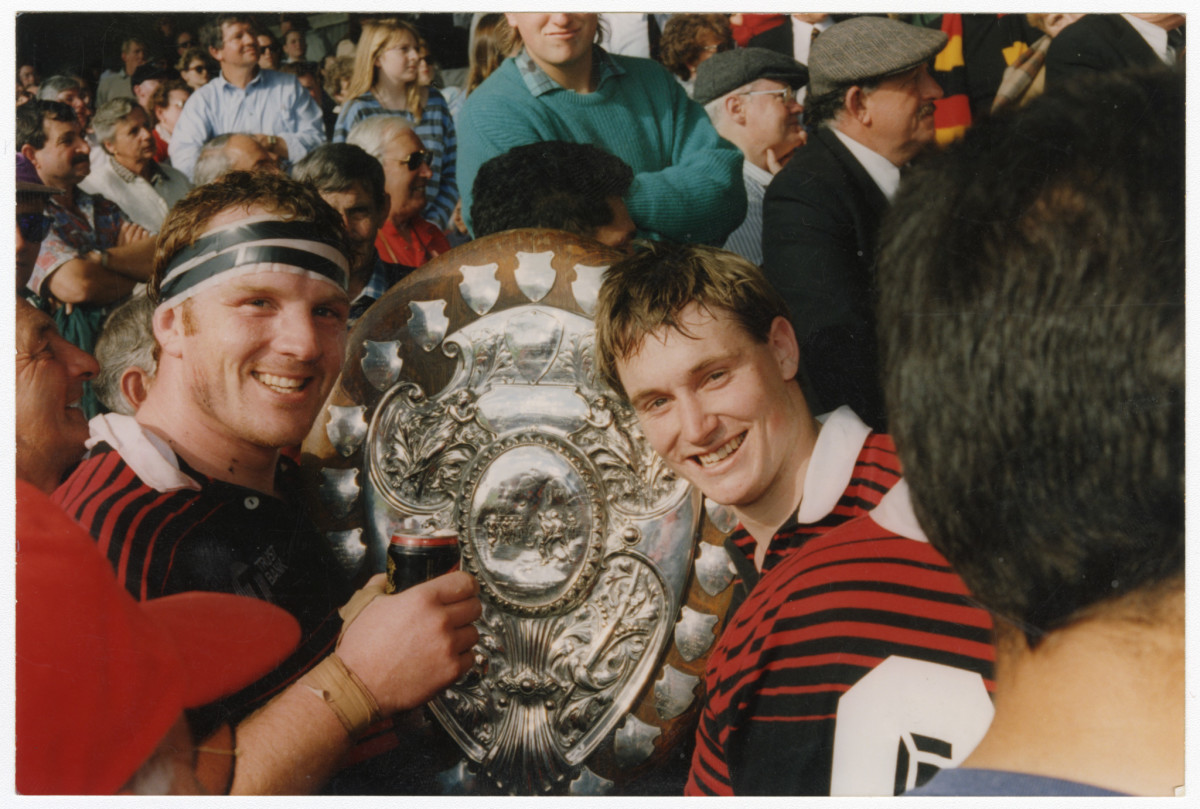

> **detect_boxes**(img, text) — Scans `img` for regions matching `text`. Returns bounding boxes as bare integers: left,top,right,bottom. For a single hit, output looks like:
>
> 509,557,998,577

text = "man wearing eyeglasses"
346,115,447,269
169,14,324,181
696,48,809,267
762,17,946,433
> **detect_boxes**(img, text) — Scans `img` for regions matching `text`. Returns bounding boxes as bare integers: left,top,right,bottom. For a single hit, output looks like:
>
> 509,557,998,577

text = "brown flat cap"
809,16,948,97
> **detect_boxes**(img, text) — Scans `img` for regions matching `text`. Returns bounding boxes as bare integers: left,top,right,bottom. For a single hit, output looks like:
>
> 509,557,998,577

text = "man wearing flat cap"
696,47,808,266
762,16,946,432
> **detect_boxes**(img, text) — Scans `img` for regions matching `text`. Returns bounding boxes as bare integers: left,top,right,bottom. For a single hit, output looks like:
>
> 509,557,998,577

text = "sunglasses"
187,63,208,73
18,211,50,242
392,150,431,171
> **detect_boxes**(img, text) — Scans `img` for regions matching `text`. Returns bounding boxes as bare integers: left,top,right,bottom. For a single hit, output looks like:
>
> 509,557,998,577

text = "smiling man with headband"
54,170,482,794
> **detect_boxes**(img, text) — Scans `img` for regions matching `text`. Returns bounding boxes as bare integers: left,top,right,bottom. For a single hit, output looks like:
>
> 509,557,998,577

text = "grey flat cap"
693,47,809,106
809,17,947,97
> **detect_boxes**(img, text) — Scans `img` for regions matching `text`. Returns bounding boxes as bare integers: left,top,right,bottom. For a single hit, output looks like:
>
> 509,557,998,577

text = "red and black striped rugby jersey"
725,408,902,619
687,490,996,796
53,441,351,738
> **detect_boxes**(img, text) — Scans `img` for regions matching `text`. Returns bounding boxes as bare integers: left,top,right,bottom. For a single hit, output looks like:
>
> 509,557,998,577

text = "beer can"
386,530,460,594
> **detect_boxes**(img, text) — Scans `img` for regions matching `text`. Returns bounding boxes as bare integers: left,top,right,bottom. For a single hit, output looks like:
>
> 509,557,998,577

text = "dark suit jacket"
762,127,890,430
1045,14,1161,85
747,22,794,59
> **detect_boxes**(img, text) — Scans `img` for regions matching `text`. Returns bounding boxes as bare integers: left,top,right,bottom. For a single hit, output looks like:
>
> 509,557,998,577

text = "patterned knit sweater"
457,49,746,245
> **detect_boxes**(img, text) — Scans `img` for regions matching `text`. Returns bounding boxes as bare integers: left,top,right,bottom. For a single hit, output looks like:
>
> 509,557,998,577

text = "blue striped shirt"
331,87,458,231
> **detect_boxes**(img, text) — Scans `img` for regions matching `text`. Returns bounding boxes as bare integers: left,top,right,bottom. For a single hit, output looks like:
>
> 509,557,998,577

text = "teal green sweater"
458,51,746,245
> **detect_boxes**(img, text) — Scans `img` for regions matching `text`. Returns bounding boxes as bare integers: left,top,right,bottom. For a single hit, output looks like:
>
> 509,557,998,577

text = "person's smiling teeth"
255,372,305,393
697,433,745,467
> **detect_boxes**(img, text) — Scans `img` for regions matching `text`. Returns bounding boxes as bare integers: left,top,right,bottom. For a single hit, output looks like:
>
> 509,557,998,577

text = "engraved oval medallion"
459,432,605,616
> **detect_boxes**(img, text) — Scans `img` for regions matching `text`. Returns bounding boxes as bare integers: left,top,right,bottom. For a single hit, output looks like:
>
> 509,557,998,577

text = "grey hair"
703,80,755,128
92,97,141,149
37,75,81,101
191,133,238,186
94,292,157,416
292,142,388,211
345,114,416,162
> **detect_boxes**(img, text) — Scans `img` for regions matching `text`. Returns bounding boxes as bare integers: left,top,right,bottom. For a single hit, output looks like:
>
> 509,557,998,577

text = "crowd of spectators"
14,10,1183,799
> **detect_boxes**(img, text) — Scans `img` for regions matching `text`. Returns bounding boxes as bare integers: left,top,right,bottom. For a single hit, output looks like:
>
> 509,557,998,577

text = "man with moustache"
762,17,946,431
695,47,809,266
18,99,156,418
169,14,324,180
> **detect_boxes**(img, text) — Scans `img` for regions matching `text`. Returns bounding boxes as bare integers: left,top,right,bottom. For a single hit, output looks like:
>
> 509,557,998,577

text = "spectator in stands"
16,155,59,291
81,98,191,233
280,13,332,65
748,14,834,70
280,61,337,140
658,13,734,97
97,37,148,106
18,101,155,368
283,28,309,65
884,67,1183,797
471,141,636,251
176,46,212,90
148,79,192,164
257,31,282,71
191,133,281,186
1046,13,1184,85
458,13,745,245
16,296,98,493
93,291,157,415
324,54,355,111
465,13,514,96
696,47,808,265
130,64,167,124
169,14,324,180
17,479,301,794
294,142,415,323
347,115,446,268
333,18,459,233
38,75,92,135
762,16,945,431
19,62,41,95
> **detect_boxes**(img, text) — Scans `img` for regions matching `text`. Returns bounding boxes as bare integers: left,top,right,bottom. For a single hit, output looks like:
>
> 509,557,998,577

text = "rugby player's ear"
153,303,185,358
767,316,800,380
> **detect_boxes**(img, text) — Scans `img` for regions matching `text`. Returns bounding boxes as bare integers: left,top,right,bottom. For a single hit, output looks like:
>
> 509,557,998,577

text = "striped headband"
157,215,349,311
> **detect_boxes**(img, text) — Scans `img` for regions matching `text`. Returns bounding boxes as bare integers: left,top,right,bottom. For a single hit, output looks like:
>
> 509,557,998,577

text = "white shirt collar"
868,478,928,543
86,413,201,492
790,16,834,66
743,158,773,189
1121,14,1173,64
831,127,902,202
795,405,872,524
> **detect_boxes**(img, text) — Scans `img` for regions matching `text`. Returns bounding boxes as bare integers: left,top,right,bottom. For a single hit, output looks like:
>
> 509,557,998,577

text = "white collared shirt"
1121,14,1174,65
790,16,834,67
796,406,873,525
831,128,902,202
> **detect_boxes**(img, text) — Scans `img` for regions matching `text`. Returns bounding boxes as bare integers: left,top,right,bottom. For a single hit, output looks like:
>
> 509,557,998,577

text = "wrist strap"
299,653,382,738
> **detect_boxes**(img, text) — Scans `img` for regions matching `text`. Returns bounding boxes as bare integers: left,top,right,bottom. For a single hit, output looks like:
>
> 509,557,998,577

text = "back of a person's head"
36,74,80,101
595,242,793,398
94,293,157,416
293,142,387,211
470,141,632,240
876,67,1184,646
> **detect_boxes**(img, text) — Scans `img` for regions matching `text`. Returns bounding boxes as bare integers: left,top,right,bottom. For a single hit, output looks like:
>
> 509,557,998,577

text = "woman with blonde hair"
333,18,458,232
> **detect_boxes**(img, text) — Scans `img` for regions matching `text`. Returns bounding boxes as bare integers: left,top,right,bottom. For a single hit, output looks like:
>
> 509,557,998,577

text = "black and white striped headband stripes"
157,217,349,311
